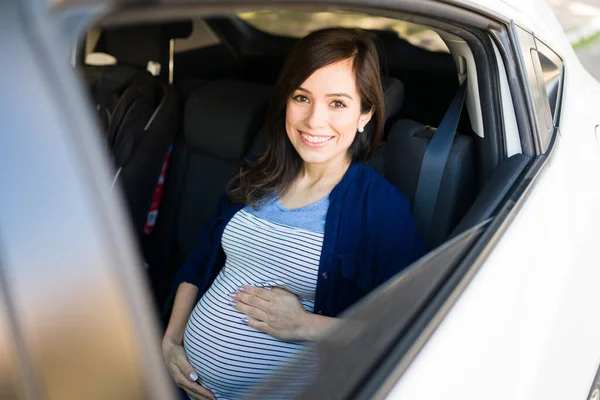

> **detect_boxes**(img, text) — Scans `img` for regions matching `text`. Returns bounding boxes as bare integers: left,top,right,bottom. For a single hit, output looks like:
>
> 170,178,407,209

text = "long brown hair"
228,28,385,206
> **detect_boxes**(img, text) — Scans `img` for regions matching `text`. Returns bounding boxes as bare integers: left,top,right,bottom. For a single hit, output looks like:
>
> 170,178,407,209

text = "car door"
386,18,600,400
0,1,175,399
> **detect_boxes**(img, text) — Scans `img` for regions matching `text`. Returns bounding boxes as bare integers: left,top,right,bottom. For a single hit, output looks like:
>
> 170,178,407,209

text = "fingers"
169,354,215,399
246,318,272,335
173,352,199,383
235,291,270,311
234,300,269,322
239,285,276,301
182,388,211,400
174,373,215,399
270,286,293,295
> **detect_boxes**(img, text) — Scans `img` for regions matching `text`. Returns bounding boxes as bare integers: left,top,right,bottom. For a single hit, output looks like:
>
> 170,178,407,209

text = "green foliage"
572,31,600,50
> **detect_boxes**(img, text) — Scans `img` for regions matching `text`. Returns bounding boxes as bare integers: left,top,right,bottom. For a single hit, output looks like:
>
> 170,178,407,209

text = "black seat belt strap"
412,80,468,244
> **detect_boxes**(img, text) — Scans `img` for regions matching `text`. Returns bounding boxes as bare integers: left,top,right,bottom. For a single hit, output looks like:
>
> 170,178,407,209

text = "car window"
83,19,219,65
532,38,564,126
238,10,449,53
514,25,556,153
84,28,117,65
174,18,220,53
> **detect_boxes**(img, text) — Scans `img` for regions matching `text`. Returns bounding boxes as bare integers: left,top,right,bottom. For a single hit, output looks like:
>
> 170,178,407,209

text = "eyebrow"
297,87,354,100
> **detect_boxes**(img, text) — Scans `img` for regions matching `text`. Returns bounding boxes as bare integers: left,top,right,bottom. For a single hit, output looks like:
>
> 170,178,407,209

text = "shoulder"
342,163,425,271
347,163,411,213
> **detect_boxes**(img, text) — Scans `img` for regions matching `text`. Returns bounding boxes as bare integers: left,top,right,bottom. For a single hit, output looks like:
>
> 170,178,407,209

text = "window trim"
533,35,565,130
511,23,564,155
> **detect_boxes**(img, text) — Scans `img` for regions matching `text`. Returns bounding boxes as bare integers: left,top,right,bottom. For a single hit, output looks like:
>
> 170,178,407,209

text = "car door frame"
0,0,175,398
41,0,579,399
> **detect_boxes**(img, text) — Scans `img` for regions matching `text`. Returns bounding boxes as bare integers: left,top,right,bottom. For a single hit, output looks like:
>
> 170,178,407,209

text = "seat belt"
412,80,468,244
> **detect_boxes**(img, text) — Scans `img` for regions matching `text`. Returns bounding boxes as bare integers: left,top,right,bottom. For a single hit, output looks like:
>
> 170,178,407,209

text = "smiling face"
285,58,374,169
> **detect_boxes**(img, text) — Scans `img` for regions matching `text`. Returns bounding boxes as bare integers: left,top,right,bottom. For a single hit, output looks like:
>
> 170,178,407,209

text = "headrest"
382,77,404,120
80,64,141,105
184,80,271,159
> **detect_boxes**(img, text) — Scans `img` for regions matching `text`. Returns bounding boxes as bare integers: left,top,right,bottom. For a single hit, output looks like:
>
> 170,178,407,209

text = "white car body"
389,1,600,400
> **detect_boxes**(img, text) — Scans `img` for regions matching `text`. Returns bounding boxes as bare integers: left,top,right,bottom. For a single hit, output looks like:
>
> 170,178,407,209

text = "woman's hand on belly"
233,286,337,342
162,338,215,400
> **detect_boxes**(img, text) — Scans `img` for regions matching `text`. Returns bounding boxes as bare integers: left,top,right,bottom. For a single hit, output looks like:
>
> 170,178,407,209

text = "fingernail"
189,371,198,381
230,300,237,307
240,317,248,324
238,286,245,292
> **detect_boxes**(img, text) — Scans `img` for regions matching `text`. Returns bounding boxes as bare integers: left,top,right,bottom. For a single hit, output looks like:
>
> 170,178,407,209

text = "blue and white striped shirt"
183,196,329,400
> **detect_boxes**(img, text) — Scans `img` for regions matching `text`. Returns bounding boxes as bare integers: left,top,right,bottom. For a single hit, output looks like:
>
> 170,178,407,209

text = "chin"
294,149,332,165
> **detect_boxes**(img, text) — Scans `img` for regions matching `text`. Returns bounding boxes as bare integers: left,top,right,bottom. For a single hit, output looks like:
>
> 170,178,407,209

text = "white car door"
388,14,600,400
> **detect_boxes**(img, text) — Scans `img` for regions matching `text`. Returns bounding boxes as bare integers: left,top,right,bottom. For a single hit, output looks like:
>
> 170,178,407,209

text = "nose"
305,102,328,130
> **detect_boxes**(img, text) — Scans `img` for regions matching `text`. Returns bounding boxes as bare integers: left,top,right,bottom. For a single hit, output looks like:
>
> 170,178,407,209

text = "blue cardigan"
173,163,425,317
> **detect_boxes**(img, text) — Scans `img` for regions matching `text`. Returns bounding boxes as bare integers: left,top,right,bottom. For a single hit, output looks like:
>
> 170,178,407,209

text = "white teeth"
301,133,332,143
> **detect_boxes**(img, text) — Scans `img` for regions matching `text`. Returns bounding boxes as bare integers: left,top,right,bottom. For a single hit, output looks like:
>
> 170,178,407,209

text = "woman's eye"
293,95,309,103
331,100,347,108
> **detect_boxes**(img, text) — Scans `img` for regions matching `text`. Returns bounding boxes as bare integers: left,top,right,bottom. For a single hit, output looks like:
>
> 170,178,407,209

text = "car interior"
76,10,532,322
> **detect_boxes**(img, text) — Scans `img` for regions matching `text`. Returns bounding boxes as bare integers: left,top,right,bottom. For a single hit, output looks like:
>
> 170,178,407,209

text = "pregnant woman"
162,27,425,400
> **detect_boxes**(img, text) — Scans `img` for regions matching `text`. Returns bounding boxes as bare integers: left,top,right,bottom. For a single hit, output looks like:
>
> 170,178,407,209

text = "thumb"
176,354,199,382
187,369,199,382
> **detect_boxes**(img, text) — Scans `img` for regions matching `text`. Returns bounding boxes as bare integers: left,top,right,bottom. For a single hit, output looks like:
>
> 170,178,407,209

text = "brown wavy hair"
228,28,385,206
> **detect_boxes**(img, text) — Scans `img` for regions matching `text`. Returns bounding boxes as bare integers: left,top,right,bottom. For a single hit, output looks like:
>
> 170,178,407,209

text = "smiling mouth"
300,131,334,144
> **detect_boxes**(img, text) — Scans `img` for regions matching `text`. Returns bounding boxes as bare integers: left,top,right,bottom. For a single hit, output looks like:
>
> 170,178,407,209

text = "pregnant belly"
183,288,315,400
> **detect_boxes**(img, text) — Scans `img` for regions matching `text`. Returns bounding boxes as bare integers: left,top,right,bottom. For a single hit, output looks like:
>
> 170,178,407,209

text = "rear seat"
150,74,477,316
144,79,271,311
384,118,476,250
150,76,407,314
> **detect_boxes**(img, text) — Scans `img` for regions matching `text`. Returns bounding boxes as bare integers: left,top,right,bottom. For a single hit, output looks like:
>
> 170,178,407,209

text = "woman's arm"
298,313,338,341
163,282,199,345
163,283,216,400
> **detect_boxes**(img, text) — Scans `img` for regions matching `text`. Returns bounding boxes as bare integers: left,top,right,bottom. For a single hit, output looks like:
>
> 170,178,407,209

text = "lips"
299,130,334,148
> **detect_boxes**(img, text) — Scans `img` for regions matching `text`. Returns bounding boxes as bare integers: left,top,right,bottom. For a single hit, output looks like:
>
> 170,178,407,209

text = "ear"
359,107,375,130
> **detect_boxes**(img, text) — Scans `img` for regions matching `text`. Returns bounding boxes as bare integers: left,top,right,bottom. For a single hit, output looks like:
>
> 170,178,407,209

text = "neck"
300,156,351,188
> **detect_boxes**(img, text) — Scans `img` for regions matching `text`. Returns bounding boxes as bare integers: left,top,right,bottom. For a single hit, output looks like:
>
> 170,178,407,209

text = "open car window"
237,10,449,53
52,0,540,397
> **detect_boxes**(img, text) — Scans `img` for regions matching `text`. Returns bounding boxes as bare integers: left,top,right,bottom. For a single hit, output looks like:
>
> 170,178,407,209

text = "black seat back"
146,79,270,309
385,119,476,249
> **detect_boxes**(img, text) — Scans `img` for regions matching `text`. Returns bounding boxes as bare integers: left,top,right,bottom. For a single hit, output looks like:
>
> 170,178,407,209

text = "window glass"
535,43,563,124
175,19,220,53
238,10,449,53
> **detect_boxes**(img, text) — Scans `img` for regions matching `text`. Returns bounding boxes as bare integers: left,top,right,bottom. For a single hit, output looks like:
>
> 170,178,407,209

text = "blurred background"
547,0,600,79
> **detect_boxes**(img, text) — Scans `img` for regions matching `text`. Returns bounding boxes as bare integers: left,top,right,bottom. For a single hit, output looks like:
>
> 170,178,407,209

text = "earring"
358,126,364,133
